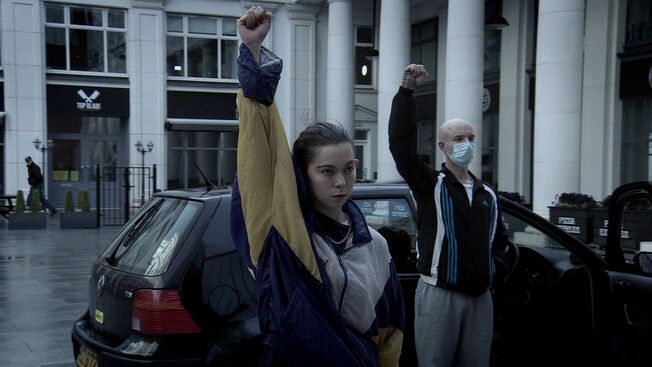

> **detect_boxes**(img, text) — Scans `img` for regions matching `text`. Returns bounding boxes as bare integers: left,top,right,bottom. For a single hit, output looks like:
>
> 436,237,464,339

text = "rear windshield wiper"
105,200,164,266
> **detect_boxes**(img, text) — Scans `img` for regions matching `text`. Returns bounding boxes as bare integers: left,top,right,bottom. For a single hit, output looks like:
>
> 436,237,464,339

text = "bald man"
388,64,510,367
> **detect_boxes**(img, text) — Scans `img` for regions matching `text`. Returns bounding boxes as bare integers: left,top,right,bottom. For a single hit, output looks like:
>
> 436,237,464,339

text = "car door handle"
615,280,632,289
614,280,633,300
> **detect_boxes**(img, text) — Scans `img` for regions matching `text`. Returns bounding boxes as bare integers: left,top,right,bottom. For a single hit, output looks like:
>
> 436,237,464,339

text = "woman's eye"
321,169,332,175
345,166,355,173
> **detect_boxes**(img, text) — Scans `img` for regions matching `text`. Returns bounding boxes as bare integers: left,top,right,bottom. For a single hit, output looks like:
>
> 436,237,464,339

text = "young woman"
230,6,404,367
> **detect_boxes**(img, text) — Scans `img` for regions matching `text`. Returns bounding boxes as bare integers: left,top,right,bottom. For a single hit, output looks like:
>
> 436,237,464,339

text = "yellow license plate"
76,345,98,367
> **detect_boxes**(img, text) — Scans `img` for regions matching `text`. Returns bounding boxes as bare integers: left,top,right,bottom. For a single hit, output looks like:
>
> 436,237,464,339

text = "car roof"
154,182,411,201
154,186,232,201
352,182,411,196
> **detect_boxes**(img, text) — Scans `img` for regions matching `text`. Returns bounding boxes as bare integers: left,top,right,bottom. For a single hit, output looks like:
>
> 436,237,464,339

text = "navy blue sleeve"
237,43,283,106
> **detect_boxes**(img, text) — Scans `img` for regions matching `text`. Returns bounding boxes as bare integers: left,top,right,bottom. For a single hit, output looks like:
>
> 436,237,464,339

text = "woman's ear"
354,159,360,168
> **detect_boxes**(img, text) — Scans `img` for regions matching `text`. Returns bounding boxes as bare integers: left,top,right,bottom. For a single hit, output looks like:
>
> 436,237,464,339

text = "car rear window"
354,197,418,253
101,197,203,276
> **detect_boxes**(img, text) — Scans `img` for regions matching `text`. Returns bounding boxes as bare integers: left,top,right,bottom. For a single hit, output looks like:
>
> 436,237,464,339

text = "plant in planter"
498,191,532,209
60,188,97,229
593,195,652,252
15,190,25,213
548,192,598,243
8,189,47,229
499,191,532,238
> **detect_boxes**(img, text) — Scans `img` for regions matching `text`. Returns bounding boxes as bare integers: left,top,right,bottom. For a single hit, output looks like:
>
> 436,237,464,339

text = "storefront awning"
165,118,238,132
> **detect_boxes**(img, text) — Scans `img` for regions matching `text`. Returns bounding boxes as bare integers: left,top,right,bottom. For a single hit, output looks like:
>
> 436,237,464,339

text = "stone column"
272,3,319,143
326,0,354,136
127,1,167,190
377,0,410,182
580,0,621,199
498,0,532,196
444,0,484,175
2,0,46,195
532,0,585,216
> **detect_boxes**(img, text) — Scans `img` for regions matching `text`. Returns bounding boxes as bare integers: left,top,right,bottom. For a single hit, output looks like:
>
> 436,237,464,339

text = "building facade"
0,0,650,217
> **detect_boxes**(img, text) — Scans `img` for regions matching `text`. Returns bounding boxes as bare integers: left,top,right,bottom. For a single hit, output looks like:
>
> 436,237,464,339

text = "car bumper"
71,312,203,367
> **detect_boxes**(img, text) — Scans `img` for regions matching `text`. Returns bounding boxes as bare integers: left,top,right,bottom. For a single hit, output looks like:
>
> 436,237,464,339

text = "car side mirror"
633,252,652,275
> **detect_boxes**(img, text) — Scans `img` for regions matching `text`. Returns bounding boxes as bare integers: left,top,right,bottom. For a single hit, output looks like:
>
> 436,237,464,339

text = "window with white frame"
166,14,238,80
44,3,127,74
355,27,375,86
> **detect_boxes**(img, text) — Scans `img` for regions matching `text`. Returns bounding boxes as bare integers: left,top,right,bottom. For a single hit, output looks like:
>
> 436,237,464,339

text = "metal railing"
96,165,157,226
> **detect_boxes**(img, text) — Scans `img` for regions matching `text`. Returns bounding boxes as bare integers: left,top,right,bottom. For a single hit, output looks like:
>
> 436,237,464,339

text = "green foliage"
64,189,74,213
78,189,90,212
30,190,42,213
553,192,598,209
499,191,526,204
15,190,25,213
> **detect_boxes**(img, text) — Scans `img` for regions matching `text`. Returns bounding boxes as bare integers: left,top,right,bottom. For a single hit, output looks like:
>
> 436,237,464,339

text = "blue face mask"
447,142,475,168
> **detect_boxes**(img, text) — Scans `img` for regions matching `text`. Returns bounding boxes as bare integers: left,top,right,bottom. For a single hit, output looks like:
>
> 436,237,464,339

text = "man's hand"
401,64,429,90
238,6,272,64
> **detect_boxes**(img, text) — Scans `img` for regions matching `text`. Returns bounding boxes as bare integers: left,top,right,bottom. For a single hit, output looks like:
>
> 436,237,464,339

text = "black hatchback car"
72,182,652,367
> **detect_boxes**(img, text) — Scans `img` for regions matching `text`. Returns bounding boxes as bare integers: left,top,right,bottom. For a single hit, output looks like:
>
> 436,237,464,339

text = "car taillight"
132,289,201,335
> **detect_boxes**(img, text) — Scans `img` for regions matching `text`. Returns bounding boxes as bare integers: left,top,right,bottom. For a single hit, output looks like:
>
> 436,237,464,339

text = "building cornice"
132,0,164,9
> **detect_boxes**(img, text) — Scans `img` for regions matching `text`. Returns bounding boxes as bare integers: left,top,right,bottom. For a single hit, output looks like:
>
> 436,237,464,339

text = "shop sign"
76,90,102,111
53,170,70,181
47,84,129,117
482,88,491,112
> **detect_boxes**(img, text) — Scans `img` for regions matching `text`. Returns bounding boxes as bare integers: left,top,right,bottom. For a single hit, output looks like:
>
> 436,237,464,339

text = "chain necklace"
322,224,352,246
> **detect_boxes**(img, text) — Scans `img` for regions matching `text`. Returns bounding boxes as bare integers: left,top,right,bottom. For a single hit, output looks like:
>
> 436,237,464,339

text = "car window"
354,197,418,255
102,197,203,276
502,211,566,251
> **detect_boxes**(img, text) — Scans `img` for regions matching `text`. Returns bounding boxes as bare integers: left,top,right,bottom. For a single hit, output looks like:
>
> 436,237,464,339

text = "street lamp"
135,140,154,205
33,138,54,182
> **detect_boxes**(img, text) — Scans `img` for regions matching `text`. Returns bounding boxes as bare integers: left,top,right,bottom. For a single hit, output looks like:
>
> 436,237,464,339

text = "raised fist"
401,64,429,90
238,6,272,63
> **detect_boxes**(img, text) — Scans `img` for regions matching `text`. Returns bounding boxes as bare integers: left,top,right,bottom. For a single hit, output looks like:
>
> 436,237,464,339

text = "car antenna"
192,161,217,191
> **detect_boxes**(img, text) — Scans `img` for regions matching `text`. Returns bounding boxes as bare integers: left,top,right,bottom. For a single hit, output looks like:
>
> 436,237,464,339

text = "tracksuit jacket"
230,44,404,367
388,86,509,297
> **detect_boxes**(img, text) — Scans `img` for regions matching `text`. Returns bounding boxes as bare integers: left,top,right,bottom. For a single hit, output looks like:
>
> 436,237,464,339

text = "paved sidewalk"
0,216,123,367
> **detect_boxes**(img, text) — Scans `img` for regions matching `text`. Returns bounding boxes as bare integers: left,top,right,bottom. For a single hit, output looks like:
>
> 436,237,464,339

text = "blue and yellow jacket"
230,44,404,367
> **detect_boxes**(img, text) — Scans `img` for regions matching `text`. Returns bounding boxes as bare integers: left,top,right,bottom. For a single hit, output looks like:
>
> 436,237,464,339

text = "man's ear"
354,159,360,168
438,141,446,152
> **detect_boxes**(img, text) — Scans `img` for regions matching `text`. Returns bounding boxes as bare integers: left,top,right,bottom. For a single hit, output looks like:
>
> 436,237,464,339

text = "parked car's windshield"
101,197,203,276
354,197,418,254
502,210,567,251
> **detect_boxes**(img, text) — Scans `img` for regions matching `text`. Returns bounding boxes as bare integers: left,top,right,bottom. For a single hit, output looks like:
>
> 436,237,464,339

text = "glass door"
50,138,118,209
48,116,122,209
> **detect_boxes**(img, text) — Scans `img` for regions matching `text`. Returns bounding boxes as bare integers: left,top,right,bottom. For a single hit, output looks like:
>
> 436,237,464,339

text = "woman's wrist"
245,43,262,65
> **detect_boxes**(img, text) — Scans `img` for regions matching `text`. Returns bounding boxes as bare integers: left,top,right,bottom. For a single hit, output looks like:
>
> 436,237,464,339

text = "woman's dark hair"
292,122,355,172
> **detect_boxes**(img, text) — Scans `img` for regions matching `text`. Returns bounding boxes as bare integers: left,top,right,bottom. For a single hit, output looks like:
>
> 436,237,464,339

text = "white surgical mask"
447,141,475,167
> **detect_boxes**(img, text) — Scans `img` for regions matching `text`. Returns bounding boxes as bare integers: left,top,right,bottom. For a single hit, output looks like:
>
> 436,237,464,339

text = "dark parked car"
72,182,652,367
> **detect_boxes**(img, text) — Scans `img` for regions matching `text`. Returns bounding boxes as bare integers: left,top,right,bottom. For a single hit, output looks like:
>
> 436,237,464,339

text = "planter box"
8,212,47,230
548,206,593,243
592,208,652,252
60,212,97,229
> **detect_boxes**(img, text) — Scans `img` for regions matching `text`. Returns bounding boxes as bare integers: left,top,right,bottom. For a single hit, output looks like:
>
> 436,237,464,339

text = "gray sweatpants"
414,278,493,367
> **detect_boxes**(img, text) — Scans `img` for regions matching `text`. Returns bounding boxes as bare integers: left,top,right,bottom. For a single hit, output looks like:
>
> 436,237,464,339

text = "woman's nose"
333,173,345,187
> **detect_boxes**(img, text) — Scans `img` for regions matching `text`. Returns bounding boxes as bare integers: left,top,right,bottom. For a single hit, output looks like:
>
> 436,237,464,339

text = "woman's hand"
400,64,429,90
238,6,272,64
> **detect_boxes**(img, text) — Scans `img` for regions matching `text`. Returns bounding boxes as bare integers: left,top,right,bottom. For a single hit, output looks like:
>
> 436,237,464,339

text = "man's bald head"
439,118,474,143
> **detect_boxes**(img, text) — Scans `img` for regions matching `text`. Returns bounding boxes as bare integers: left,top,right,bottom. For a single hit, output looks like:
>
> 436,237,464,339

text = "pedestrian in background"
25,156,57,215
389,64,511,367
